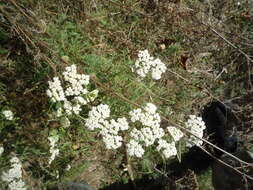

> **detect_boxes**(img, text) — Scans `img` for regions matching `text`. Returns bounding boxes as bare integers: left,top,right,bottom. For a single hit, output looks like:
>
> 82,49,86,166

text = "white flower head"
47,77,66,102
128,102,164,156
151,58,167,80
63,64,89,97
48,135,60,164
167,126,184,142
157,139,177,159
2,110,14,120
74,96,87,105
127,140,145,158
129,108,142,122
97,104,111,119
133,50,167,80
85,104,128,150
129,103,161,128
0,146,4,156
185,115,206,147
130,128,144,141
8,179,27,190
117,117,129,131
66,164,71,171
103,134,123,150
141,127,156,146
47,64,97,117
144,103,157,114
152,126,165,139
1,156,27,190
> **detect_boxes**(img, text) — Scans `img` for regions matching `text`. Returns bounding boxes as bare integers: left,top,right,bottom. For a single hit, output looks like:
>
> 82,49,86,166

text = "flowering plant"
1,156,27,190
185,115,206,147
48,134,60,165
85,104,129,149
43,61,207,184
2,110,14,121
83,102,202,160
133,50,167,80
46,64,98,117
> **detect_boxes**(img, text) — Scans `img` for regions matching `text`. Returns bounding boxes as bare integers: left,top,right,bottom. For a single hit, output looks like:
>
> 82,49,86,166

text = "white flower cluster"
129,103,161,128
133,50,167,80
185,115,206,147
66,164,71,171
167,126,184,142
157,139,177,159
85,104,111,130
0,146,4,156
63,64,89,96
46,77,66,102
127,139,145,158
1,156,27,190
2,110,14,121
46,64,97,117
127,103,164,157
156,126,182,159
48,135,60,165
85,104,129,150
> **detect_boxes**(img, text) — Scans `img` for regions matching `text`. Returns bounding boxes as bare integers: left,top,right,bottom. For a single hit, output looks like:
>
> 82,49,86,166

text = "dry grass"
0,0,252,189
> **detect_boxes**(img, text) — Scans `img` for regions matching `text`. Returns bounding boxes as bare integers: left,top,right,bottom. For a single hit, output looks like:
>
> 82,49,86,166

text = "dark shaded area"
212,150,253,190
100,175,174,190
202,101,238,154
